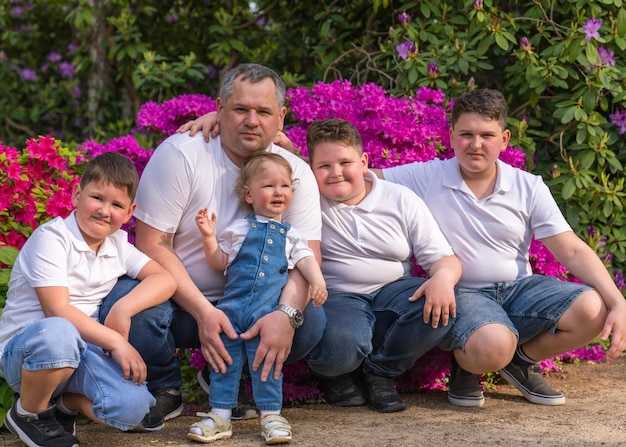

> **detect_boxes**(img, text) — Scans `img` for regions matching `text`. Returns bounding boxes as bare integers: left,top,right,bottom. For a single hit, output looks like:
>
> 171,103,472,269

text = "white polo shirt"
0,212,151,354
321,171,453,294
383,158,571,288
134,133,321,301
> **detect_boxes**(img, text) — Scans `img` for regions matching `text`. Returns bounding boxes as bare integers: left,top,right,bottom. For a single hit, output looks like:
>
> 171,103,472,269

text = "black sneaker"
196,366,258,420
54,407,78,436
135,387,184,431
447,355,485,407
4,401,80,447
362,372,406,413
499,355,565,405
314,373,366,407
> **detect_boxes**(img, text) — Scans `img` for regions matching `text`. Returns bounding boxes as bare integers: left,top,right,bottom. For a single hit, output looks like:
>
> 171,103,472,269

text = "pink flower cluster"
137,94,217,136
0,135,79,253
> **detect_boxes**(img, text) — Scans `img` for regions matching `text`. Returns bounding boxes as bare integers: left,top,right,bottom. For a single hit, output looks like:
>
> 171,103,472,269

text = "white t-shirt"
383,158,571,288
218,215,314,272
0,212,151,354
134,133,321,301
321,171,453,294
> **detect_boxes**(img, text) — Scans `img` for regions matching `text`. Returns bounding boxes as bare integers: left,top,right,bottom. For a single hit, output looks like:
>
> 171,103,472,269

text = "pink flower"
582,18,602,41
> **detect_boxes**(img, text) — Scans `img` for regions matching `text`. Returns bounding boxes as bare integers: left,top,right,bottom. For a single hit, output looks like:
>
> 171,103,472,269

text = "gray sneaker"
447,356,485,407
4,401,80,447
499,356,565,405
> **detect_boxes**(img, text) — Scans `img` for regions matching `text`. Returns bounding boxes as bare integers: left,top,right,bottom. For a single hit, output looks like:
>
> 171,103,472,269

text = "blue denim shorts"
439,275,592,351
0,317,155,430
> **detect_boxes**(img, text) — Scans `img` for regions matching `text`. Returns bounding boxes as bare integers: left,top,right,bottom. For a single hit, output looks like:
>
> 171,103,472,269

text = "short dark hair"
80,152,139,201
306,119,363,162
219,63,286,108
451,88,508,129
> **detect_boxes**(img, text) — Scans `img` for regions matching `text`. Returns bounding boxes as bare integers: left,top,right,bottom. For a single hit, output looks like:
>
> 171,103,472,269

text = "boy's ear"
71,183,81,207
501,128,512,151
122,202,137,224
361,152,369,170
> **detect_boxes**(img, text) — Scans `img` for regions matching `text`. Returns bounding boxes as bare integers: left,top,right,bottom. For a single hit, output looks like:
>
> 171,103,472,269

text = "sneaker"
135,387,184,431
314,373,366,407
499,355,565,405
447,356,485,407
187,411,232,443
361,372,406,413
197,365,258,420
54,408,78,436
4,401,80,447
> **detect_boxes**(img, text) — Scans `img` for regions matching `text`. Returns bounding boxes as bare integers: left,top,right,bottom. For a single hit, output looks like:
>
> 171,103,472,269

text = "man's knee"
459,323,517,373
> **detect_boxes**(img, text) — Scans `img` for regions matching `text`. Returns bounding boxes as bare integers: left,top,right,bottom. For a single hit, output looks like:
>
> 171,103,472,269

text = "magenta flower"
582,18,602,41
395,40,416,60
473,0,483,11
398,12,410,26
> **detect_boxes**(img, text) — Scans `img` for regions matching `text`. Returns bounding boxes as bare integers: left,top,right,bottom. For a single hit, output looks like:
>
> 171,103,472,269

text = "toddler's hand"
310,284,328,306
195,208,217,237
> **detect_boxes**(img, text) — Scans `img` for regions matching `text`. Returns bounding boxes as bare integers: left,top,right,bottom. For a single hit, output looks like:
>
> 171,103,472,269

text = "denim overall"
210,215,290,411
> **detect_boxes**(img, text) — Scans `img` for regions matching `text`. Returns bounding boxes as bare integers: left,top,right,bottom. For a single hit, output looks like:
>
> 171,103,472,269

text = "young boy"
0,152,177,447
188,153,326,444
304,119,461,413
381,88,626,407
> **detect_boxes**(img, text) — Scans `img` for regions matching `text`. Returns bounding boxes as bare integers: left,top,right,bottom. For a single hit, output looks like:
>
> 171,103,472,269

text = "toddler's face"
310,142,369,205
244,160,293,219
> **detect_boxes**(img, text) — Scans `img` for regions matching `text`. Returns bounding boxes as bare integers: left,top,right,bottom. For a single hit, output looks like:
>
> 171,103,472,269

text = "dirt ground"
2,356,626,447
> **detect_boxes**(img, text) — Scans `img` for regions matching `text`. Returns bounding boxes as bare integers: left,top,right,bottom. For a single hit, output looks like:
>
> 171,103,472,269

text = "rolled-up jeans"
0,317,155,430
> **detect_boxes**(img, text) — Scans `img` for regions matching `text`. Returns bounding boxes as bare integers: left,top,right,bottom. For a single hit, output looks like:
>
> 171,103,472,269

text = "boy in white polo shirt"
0,152,176,447
304,118,462,413
381,88,626,407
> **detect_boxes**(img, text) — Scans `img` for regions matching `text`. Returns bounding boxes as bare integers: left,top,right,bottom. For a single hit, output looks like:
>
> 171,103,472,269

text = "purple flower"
614,270,626,291
67,41,80,54
11,7,23,17
398,12,410,26
427,62,440,79
582,18,602,41
473,0,483,11
519,37,532,53
598,46,615,67
395,41,416,60
59,62,74,78
609,109,626,134
166,14,179,23
46,52,62,63
20,68,37,81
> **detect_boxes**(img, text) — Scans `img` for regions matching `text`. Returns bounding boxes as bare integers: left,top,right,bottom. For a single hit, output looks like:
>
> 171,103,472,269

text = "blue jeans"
100,276,326,392
438,274,592,351
0,317,155,431
307,276,453,378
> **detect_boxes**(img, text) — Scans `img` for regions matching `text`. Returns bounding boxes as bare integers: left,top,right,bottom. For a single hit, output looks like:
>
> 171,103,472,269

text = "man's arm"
134,219,238,373
542,231,626,361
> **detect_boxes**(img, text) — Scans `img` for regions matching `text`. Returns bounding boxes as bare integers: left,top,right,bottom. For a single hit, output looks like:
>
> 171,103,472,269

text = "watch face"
292,311,304,328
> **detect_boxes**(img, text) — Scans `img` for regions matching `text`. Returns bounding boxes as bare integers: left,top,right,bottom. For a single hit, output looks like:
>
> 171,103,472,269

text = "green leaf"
0,246,18,267
495,34,509,51
562,179,577,200
603,199,613,217
617,8,626,37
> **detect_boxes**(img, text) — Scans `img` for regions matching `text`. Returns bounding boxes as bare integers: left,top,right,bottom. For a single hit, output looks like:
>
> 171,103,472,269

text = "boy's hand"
177,112,219,142
109,341,148,384
600,300,626,362
409,276,456,329
310,284,328,306
195,208,217,237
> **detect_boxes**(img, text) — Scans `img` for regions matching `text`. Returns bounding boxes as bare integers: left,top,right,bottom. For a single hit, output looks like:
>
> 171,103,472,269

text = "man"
100,64,325,430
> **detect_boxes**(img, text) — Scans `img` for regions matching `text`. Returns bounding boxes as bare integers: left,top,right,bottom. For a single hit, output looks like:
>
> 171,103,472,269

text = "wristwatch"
275,304,304,329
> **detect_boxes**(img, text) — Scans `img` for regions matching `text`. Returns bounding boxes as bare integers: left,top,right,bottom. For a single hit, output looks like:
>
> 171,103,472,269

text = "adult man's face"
216,76,286,167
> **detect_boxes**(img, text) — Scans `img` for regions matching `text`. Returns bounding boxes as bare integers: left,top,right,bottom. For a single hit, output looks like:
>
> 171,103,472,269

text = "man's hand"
198,305,239,373
600,300,626,362
240,310,295,381
409,275,456,328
